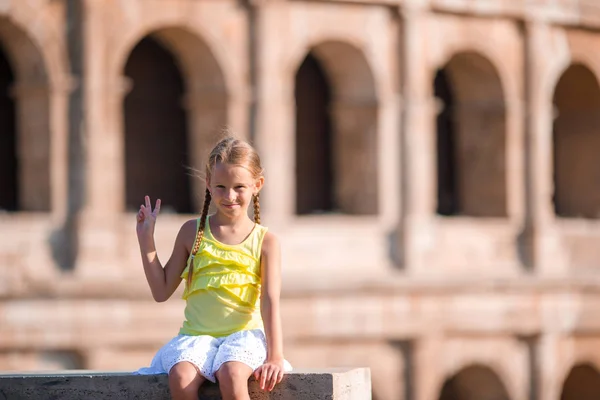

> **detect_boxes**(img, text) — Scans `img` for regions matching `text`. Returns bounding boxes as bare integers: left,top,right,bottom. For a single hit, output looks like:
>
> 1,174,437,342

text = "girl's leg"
168,361,206,400
215,361,253,400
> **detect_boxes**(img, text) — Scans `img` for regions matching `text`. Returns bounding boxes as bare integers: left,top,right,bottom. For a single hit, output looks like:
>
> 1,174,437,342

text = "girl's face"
207,162,263,218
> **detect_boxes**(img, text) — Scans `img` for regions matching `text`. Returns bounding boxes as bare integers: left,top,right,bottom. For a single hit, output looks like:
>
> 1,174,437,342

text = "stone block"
0,368,371,400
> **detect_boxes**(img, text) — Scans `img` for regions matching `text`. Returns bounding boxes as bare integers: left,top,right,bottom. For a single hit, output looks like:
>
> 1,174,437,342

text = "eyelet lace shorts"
135,329,292,382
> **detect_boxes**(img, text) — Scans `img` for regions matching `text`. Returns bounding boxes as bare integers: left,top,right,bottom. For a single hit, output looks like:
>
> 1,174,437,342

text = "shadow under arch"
0,39,16,211
438,364,511,400
561,363,600,400
0,17,51,212
294,40,379,216
120,27,229,214
434,51,507,217
552,63,600,219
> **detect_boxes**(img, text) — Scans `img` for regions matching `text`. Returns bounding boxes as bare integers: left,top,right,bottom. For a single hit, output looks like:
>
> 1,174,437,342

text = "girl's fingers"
154,199,161,215
268,370,278,391
277,369,284,384
266,368,275,391
145,196,151,209
260,368,268,390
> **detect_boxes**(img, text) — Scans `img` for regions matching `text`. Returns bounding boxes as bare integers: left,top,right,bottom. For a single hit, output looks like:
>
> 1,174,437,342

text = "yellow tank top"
179,216,267,337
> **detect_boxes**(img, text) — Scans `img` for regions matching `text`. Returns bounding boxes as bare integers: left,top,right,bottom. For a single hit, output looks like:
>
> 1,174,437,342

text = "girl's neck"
210,212,254,229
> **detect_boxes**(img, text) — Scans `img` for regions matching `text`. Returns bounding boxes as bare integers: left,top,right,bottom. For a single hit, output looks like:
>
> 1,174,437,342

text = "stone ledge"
0,368,371,400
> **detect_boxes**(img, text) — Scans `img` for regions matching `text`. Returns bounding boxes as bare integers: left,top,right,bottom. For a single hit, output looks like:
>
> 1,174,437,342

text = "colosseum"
2,0,600,399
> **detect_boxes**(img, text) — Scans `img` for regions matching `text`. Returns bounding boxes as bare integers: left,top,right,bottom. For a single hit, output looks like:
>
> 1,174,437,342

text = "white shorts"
135,329,292,383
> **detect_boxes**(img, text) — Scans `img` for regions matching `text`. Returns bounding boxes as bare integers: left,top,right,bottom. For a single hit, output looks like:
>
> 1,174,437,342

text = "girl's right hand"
136,195,161,238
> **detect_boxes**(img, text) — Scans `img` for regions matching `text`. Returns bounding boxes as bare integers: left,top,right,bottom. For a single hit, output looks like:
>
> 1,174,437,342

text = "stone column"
505,75,526,225
86,74,131,216
399,6,437,272
413,337,443,400
524,19,564,274
48,76,74,221
537,334,562,400
252,0,294,226
376,49,402,230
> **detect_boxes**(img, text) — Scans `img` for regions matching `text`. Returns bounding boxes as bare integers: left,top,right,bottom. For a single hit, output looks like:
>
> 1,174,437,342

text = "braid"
253,193,261,224
187,189,211,291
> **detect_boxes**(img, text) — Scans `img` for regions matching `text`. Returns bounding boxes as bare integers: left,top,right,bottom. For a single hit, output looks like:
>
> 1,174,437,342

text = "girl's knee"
215,361,252,385
169,362,204,393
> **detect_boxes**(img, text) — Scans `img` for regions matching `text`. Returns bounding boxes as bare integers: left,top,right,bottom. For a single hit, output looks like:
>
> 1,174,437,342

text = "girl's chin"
218,205,243,214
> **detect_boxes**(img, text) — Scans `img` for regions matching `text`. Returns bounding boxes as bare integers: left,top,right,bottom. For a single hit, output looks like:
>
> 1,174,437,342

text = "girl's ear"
254,176,265,195
205,178,211,193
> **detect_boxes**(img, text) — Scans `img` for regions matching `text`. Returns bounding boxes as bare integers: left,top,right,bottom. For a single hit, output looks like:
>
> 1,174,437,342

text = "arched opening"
435,68,457,216
434,52,507,217
0,18,50,212
124,36,191,213
561,363,600,400
295,53,333,214
438,365,511,400
294,41,378,216
0,42,16,211
552,64,600,218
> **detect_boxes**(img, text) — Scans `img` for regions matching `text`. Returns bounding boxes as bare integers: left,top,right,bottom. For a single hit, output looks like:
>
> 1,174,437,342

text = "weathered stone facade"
2,0,600,399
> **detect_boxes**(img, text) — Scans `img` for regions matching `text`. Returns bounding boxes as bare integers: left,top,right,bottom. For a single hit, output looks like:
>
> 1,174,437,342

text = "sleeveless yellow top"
179,217,267,337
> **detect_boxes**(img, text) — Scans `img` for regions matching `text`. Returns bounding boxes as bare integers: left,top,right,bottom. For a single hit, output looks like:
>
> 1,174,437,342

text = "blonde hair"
187,136,263,290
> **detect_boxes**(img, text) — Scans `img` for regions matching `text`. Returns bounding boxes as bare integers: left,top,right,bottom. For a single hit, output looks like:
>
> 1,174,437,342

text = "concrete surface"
0,368,371,400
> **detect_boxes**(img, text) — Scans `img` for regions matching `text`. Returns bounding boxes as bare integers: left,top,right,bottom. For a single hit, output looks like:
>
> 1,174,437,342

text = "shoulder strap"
254,225,269,259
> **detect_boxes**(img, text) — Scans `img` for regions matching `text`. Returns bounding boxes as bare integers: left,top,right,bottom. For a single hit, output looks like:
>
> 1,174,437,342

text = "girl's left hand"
254,359,284,391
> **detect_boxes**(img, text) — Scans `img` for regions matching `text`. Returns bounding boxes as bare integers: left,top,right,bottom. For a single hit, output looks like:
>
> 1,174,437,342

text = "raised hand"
136,195,161,238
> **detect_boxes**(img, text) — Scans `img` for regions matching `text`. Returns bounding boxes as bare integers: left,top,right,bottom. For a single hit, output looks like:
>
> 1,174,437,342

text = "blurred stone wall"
2,1,600,399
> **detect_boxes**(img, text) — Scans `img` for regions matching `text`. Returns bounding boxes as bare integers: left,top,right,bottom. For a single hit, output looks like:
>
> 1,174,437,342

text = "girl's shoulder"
260,230,280,256
177,218,201,251
180,218,200,234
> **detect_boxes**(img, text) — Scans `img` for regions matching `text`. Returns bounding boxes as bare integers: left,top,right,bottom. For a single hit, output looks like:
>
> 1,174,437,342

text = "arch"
561,363,600,400
123,36,191,213
115,25,229,98
0,17,50,211
438,364,511,400
308,41,377,103
0,41,16,211
121,27,228,213
293,40,378,215
295,53,333,214
552,63,600,218
434,51,507,217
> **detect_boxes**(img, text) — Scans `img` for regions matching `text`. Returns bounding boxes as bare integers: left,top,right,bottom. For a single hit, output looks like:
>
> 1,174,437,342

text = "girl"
135,137,291,400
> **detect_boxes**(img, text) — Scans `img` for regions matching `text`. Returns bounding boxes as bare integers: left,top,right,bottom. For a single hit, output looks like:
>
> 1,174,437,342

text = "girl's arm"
137,196,194,302
256,231,285,390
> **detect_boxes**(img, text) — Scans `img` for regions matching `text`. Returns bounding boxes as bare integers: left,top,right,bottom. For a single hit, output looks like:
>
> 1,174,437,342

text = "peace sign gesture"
136,195,161,238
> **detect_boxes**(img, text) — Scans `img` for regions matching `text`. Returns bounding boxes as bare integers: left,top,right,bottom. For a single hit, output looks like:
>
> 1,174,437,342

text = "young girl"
135,137,291,400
